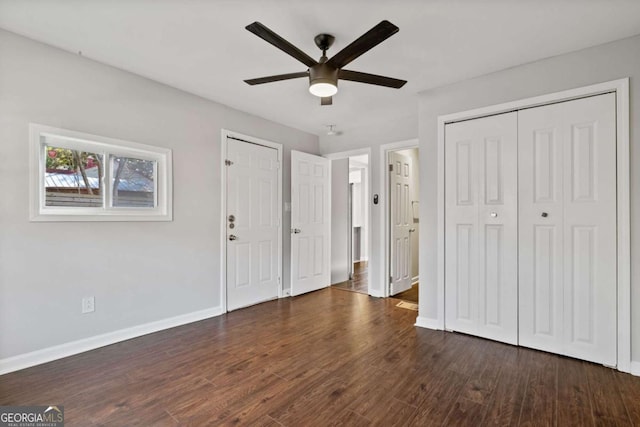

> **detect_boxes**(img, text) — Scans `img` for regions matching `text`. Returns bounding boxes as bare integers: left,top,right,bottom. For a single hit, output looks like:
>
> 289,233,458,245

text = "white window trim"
29,123,173,222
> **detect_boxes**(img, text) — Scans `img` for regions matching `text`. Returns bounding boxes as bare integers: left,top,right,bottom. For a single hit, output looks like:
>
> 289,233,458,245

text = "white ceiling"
1,0,640,139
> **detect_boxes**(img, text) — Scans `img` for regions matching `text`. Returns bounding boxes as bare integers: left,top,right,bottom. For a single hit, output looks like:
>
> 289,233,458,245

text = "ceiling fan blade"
244,72,309,85
327,20,399,69
321,96,333,106
246,22,318,68
339,69,406,88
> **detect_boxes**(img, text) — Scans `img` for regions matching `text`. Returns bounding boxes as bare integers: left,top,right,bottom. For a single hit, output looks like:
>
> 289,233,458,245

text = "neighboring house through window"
30,124,172,221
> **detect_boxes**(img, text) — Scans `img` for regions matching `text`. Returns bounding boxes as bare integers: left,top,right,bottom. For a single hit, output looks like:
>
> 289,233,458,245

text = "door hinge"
389,164,393,172
390,275,393,283
225,159,234,166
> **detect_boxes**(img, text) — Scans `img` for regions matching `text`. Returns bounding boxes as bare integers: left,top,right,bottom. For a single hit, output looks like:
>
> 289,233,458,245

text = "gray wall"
331,158,349,284
418,34,640,362
0,29,319,360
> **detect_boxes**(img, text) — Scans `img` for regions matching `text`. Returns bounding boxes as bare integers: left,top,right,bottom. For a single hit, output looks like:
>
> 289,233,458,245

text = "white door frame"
324,148,372,295
380,139,419,298
433,78,630,372
220,129,283,313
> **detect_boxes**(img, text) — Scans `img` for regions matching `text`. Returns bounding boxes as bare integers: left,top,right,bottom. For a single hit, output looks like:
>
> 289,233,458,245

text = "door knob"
292,228,301,234
490,212,498,218
228,234,237,241
228,214,235,222
541,212,549,218
409,228,416,233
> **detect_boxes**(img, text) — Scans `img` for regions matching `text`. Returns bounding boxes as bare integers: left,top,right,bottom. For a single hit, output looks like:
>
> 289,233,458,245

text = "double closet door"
444,93,617,366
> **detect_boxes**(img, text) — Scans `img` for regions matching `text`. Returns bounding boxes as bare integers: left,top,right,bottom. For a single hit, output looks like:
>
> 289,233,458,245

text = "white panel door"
226,138,279,311
445,112,518,345
518,102,564,354
389,151,413,295
291,150,331,296
519,93,617,366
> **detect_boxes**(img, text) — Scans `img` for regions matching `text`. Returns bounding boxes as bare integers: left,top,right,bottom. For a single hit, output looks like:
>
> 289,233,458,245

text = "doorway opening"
383,142,419,305
329,152,370,295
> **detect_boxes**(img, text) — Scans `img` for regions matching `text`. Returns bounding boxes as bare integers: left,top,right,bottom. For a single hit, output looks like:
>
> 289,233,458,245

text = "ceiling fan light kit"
309,81,337,97
244,20,407,105
308,63,338,97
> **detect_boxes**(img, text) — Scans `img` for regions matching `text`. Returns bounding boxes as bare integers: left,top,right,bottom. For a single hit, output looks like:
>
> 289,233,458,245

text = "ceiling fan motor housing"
309,62,338,94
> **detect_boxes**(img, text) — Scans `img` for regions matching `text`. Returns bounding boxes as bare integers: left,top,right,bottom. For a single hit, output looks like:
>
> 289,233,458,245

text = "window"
30,124,172,221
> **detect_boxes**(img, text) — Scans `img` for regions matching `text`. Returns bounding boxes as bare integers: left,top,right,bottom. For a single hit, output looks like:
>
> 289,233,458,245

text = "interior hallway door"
389,151,413,295
290,151,331,296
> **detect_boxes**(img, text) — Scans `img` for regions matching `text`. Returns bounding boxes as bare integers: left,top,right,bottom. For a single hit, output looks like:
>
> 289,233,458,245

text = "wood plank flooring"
332,261,368,294
392,283,419,304
2,288,640,426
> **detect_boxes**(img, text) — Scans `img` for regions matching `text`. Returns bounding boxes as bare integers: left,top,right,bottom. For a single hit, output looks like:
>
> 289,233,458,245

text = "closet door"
445,112,518,345
518,101,565,355
518,93,617,366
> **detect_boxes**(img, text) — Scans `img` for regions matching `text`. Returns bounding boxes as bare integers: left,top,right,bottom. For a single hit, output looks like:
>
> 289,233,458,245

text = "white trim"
0,306,223,375
615,78,631,373
324,148,372,160
29,123,173,222
412,276,419,285
380,139,419,298
631,361,640,377
436,121,446,330
220,129,283,313
415,316,442,330
436,78,631,372
323,148,372,297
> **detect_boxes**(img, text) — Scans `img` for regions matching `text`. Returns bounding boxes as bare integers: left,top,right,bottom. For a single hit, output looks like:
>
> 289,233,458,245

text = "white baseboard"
415,316,443,330
0,306,223,375
631,361,640,377
411,276,419,285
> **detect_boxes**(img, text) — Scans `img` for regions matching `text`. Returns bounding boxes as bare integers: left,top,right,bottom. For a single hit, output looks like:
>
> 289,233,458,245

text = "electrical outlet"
82,296,95,314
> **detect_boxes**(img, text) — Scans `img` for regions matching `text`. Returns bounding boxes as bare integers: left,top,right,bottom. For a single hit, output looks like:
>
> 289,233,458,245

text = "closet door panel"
561,93,617,366
518,103,565,354
445,132,480,335
445,112,518,344
477,116,518,345
519,93,617,366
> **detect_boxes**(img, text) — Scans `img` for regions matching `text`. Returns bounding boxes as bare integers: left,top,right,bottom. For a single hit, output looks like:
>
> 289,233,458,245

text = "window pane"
45,146,103,207
110,156,156,208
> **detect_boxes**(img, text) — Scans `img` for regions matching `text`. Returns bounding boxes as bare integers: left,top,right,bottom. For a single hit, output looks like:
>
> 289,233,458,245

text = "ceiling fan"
244,20,407,105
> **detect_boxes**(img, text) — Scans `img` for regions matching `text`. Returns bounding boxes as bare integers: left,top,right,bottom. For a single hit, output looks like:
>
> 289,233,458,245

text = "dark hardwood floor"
333,261,368,294
2,288,640,426
392,283,419,304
